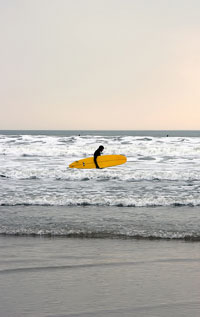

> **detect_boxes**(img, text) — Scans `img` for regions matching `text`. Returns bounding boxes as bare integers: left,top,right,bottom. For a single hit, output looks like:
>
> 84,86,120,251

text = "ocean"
0,130,200,316
0,130,200,240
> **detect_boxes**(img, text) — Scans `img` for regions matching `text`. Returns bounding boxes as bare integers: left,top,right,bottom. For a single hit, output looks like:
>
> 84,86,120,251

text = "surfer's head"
99,145,104,152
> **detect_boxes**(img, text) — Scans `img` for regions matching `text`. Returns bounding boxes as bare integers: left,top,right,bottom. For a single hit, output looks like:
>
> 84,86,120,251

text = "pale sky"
0,0,200,130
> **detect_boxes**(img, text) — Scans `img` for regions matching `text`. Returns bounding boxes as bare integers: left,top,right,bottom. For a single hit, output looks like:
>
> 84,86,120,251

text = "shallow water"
0,205,200,241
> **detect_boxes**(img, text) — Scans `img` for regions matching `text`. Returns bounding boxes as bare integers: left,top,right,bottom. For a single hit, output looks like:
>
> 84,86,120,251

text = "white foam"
1,134,200,207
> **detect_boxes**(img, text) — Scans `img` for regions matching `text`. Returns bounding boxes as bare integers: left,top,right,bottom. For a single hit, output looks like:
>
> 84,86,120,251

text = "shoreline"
1,205,200,242
0,232,200,242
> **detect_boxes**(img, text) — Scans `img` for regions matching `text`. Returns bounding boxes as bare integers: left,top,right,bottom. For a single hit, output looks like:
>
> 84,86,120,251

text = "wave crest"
0,230,199,241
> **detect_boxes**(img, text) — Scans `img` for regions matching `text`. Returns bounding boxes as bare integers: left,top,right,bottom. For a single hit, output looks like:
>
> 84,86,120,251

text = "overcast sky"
0,0,200,130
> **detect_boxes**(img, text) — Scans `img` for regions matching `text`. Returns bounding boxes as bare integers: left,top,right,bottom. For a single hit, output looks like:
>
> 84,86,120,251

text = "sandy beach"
0,236,199,317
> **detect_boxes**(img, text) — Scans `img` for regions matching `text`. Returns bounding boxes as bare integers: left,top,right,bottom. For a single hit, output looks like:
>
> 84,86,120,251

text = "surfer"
94,145,104,168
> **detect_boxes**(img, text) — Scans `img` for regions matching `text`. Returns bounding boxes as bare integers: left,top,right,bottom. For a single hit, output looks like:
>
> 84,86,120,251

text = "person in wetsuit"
94,145,104,168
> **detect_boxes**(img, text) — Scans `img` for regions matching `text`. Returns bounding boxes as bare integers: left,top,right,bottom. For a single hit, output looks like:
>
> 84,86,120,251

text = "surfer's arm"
94,154,100,168
94,150,101,168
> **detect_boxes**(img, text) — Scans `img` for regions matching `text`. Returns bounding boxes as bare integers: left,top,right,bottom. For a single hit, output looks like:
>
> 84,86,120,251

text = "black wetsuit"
94,148,102,168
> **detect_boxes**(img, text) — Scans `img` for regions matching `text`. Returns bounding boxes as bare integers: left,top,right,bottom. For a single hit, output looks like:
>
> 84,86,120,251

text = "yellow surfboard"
69,155,127,169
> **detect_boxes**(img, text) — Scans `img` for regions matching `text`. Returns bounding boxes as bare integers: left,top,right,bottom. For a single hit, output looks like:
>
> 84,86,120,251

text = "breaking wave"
0,229,200,241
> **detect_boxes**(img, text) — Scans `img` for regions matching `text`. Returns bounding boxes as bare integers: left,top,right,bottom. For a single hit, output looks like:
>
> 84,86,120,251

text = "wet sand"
0,236,200,317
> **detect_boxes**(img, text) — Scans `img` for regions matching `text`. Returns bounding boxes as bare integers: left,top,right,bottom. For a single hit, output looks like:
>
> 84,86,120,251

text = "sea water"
1,130,200,317
0,130,200,241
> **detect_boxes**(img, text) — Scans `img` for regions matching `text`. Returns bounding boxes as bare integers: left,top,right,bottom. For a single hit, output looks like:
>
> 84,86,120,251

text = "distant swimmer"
94,145,104,169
